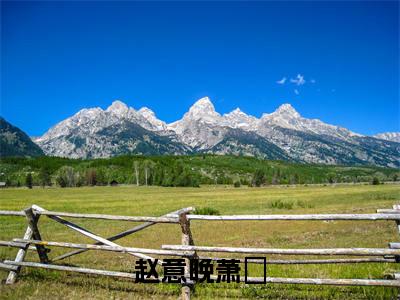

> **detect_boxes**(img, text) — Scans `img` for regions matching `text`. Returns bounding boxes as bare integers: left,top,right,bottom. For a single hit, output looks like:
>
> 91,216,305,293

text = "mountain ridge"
0,117,44,157
31,97,399,167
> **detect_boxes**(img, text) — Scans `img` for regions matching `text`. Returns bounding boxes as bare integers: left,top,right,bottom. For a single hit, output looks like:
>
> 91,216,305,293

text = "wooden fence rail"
1,204,400,299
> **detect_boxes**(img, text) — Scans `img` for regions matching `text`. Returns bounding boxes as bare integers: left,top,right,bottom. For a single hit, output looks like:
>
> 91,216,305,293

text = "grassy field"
0,184,399,299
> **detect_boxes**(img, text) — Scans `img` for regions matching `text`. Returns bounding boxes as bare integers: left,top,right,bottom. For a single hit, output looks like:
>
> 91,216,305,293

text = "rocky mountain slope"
0,117,44,157
373,132,400,143
33,97,400,167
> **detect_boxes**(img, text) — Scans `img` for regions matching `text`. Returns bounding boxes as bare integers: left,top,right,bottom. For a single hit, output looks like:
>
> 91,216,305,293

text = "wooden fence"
1,204,400,299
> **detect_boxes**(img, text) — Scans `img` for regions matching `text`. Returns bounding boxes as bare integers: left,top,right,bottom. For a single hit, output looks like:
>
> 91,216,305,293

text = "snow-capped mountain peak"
258,103,360,140
182,96,221,123
192,96,213,107
106,100,130,115
138,107,167,131
223,107,258,130
227,108,244,115
188,97,218,116
273,103,301,118
34,98,399,168
138,107,155,117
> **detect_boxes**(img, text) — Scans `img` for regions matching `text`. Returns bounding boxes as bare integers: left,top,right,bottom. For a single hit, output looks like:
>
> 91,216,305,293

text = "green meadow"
0,184,399,299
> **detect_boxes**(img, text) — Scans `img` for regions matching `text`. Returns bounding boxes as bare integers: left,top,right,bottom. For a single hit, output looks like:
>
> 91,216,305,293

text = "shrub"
233,181,241,188
194,207,220,215
372,177,380,185
25,173,33,189
296,200,315,209
268,200,294,210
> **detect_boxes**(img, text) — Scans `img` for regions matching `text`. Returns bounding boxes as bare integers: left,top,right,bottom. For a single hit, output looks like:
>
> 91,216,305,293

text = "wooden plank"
3,260,140,280
24,207,49,263
32,205,163,265
376,209,400,214
4,239,394,264
3,260,400,287
198,256,396,264
179,212,196,300
0,240,28,248
0,262,18,271
5,225,33,284
389,243,400,249
34,209,178,223
162,245,400,256
13,239,194,256
0,210,25,216
51,207,194,262
226,275,400,287
187,213,400,221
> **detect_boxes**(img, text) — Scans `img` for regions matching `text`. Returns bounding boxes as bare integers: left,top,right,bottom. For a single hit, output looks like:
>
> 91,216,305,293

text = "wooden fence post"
24,207,49,263
391,205,400,300
6,225,33,284
6,206,49,284
179,212,196,300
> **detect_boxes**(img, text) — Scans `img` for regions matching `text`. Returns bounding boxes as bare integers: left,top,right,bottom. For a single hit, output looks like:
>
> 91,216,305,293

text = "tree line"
1,155,398,188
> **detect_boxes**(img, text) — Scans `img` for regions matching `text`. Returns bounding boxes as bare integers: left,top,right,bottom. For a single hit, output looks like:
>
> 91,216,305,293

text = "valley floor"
0,184,399,299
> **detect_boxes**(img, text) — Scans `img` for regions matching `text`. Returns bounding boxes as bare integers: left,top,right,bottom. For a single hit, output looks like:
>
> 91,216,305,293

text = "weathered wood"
209,275,400,287
163,245,400,256
179,212,196,300
24,207,49,263
3,260,140,280
33,209,178,223
0,210,25,216
2,260,400,287
0,262,18,271
51,207,194,262
187,213,400,221
3,204,400,289
32,205,163,265
4,238,393,264
0,240,28,248
376,209,400,214
5,225,33,284
389,242,400,249
198,256,396,264
13,239,194,256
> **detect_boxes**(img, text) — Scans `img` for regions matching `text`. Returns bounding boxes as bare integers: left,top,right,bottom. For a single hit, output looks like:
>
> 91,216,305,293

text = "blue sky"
1,1,399,136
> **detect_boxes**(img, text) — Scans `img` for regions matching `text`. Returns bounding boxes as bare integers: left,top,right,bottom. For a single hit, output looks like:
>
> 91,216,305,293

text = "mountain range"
1,97,398,167
28,97,399,168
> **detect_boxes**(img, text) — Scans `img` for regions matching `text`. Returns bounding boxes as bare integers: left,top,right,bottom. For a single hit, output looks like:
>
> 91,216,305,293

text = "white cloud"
276,77,287,85
290,74,306,86
294,89,299,95
310,79,316,84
